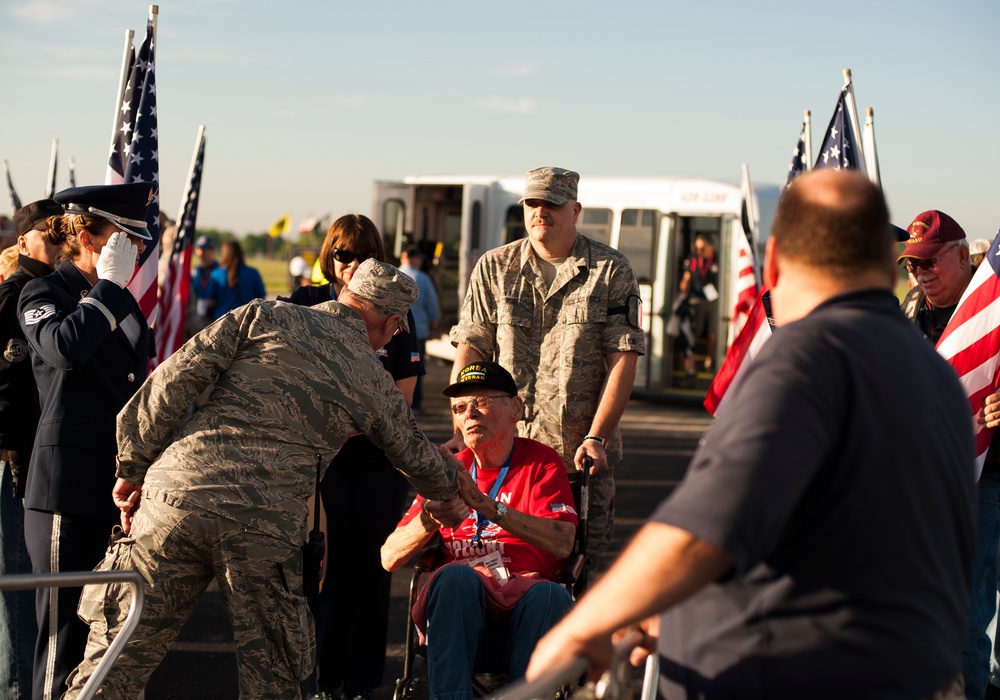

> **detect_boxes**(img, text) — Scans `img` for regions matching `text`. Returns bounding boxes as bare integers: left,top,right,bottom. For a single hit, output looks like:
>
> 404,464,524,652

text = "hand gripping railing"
0,570,145,700
491,629,658,700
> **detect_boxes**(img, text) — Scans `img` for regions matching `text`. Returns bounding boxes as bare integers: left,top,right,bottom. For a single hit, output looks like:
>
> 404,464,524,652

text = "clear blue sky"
2,0,998,239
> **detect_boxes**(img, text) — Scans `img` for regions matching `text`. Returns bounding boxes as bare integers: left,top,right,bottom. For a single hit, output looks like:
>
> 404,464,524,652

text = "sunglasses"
450,396,510,415
332,248,374,265
904,243,960,273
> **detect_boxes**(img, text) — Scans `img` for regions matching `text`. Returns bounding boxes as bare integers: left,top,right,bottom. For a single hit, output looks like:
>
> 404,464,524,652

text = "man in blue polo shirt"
526,169,974,700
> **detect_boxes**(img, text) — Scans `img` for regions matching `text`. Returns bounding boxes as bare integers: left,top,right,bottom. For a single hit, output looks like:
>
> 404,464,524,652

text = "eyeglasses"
332,248,373,265
450,396,510,415
905,243,960,273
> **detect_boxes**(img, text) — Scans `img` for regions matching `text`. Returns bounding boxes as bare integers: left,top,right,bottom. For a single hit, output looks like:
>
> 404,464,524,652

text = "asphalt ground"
141,358,713,699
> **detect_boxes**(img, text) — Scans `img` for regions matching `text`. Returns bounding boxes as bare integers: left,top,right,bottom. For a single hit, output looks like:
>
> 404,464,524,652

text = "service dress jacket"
17,260,149,522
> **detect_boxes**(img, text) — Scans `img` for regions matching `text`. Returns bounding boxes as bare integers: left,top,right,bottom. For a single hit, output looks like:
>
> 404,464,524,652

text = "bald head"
772,169,894,279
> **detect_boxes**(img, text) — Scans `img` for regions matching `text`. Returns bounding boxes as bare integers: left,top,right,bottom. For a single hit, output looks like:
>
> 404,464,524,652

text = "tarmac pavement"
140,358,712,699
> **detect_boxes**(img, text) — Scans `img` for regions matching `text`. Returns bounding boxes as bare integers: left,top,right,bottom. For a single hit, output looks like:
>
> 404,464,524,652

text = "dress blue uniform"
16,183,152,700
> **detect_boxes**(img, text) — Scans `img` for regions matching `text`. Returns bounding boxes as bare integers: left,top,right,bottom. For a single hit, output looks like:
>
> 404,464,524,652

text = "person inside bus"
677,233,719,375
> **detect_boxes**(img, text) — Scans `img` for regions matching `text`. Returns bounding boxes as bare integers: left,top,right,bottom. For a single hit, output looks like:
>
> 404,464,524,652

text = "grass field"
247,256,298,297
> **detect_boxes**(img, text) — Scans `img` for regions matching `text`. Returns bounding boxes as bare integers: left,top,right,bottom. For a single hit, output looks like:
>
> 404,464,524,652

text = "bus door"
458,184,488,317
410,184,464,326
665,216,725,391
373,182,413,261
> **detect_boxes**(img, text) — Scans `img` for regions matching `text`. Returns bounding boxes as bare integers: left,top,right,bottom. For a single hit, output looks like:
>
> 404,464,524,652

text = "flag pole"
68,157,76,187
841,68,868,177
176,125,206,225
803,109,812,171
45,138,58,198
863,107,882,189
149,5,158,50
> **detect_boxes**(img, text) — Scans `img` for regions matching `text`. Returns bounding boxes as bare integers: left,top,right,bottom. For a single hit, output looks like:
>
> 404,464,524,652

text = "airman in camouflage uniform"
450,167,645,566
65,260,460,699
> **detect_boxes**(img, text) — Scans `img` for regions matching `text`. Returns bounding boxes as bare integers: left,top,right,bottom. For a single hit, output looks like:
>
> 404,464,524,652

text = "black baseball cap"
13,199,64,237
442,361,518,398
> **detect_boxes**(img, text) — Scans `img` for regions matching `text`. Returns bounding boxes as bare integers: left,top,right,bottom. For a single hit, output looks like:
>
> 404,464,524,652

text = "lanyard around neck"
470,443,515,547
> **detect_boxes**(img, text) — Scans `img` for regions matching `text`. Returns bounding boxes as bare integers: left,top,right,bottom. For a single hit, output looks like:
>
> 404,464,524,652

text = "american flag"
814,85,864,172
155,127,205,366
936,230,1000,481
705,286,773,416
3,160,21,212
106,42,136,185
732,166,759,342
121,19,160,323
785,119,809,188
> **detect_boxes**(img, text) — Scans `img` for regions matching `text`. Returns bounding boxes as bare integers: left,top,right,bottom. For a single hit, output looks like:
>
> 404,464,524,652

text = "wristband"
583,435,606,447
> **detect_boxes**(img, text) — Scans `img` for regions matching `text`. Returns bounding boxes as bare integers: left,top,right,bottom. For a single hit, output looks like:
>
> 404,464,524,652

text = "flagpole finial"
804,109,810,119
149,5,158,14
867,107,874,118
842,68,852,84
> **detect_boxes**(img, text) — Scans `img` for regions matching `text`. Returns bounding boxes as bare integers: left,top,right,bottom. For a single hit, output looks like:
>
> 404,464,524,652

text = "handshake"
422,468,492,528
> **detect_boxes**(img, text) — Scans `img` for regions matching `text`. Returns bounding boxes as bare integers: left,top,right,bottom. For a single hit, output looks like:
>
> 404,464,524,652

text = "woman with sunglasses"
289,214,423,700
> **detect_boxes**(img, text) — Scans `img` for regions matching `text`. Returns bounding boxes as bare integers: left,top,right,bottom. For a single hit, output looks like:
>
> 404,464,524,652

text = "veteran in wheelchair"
382,361,580,700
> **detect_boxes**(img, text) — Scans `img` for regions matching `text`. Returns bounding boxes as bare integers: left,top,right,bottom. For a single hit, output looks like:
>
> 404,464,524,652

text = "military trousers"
64,490,315,699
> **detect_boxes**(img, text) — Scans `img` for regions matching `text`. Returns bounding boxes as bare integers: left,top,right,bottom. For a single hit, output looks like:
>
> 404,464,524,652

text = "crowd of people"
0,164,995,700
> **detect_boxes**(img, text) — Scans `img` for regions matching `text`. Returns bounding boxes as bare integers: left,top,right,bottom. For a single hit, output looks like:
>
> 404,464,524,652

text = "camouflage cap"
346,258,418,332
518,166,579,206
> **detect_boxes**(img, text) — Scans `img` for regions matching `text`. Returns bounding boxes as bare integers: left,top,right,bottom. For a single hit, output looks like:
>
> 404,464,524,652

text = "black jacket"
0,255,55,462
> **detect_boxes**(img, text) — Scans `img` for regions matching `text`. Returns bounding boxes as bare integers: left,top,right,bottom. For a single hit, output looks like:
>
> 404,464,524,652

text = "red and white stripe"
730,234,758,345
704,286,772,417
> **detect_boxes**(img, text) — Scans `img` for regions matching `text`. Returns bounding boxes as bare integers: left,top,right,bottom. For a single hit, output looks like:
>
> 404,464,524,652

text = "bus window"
504,205,527,244
618,209,657,282
471,202,482,250
382,198,405,258
579,208,612,246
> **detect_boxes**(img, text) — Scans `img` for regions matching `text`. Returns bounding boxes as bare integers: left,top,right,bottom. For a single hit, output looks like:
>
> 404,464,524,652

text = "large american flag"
121,19,160,323
936,231,1000,481
3,160,21,212
155,128,205,366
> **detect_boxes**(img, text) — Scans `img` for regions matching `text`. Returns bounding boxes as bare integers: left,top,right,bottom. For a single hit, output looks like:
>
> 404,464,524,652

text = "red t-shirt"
398,437,578,581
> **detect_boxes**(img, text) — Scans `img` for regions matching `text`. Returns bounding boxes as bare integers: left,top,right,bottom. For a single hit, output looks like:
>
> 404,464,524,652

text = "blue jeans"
962,473,1000,700
425,564,572,700
0,461,36,699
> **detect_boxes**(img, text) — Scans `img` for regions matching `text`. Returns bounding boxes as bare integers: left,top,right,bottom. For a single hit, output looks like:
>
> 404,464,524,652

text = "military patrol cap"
54,183,155,241
195,235,214,249
897,210,966,263
442,361,518,398
518,167,580,206
13,199,64,237
346,258,418,332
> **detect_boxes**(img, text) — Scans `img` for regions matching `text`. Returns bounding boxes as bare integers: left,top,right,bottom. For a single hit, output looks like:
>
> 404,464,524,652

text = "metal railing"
492,629,658,700
0,571,145,700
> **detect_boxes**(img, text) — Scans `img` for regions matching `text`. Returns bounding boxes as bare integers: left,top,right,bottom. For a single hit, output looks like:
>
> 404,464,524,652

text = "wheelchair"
392,466,591,700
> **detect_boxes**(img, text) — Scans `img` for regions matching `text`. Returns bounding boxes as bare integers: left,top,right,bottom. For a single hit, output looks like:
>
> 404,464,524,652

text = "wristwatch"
583,435,606,447
493,501,509,523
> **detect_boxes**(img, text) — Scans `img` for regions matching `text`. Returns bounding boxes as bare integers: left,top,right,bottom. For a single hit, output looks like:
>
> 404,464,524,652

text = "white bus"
372,175,780,397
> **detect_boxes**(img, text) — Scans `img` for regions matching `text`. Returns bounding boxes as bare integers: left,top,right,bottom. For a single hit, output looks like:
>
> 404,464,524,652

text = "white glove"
96,232,138,288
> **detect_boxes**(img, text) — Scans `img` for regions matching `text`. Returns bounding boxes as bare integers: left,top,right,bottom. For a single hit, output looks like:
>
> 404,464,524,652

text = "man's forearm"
547,521,732,637
587,351,638,439
381,509,438,572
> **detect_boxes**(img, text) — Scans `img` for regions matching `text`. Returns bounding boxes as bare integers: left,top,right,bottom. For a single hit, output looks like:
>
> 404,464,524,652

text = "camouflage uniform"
450,234,644,562
65,299,458,699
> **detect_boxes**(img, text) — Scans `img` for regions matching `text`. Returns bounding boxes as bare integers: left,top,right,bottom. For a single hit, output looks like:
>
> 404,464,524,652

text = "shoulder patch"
4,338,28,363
22,304,56,326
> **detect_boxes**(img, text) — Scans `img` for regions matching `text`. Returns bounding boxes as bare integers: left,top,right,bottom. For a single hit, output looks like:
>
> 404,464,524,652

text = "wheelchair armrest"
413,537,445,574
556,553,586,586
